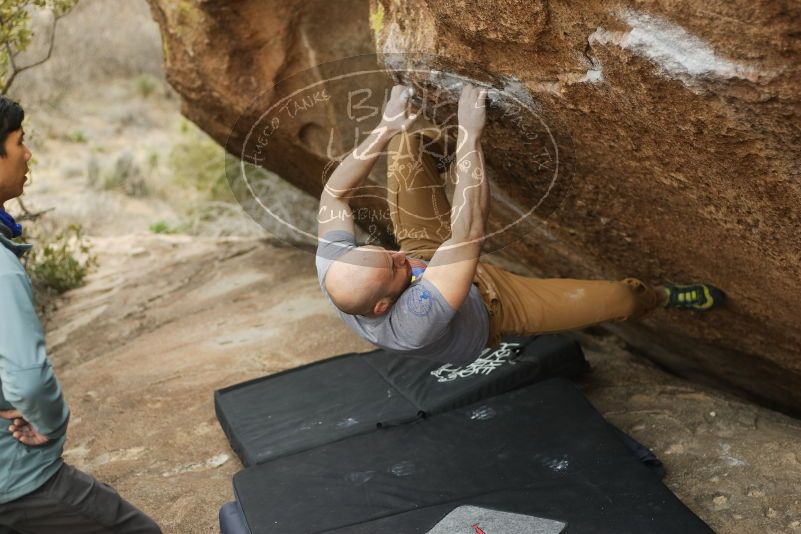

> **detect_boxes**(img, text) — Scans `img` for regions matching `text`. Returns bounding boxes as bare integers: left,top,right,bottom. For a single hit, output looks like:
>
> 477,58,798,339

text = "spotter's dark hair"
0,95,24,157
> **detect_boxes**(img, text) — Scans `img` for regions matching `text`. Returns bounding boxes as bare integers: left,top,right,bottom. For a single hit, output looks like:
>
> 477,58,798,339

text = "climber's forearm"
318,85,416,238
322,126,395,204
449,133,488,242
318,128,393,237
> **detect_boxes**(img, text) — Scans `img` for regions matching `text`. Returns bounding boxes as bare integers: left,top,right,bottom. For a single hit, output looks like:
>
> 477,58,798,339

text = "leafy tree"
0,0,78,216
0,0,78,94
0,1,91,305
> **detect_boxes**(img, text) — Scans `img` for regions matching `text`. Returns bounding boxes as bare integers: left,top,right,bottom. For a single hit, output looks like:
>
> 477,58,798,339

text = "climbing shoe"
661,283,726,310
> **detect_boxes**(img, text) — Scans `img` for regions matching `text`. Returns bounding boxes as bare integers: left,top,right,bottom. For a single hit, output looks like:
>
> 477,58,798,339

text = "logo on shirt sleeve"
407,284,433,316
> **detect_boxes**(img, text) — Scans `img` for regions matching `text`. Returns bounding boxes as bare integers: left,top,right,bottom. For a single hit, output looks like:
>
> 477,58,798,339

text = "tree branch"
2,6,71,94
15,197,54,221
5,42,16,70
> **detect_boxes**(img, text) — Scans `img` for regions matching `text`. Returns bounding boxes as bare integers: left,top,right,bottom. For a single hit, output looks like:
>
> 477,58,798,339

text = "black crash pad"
215,335,588,466
219,501,248,534
232,379,713,534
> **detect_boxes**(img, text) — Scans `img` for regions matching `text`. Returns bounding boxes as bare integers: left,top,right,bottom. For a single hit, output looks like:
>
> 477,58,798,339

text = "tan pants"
387,131,661,347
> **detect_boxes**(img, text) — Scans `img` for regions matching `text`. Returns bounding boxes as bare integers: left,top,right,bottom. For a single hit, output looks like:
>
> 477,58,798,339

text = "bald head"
325,246,411,317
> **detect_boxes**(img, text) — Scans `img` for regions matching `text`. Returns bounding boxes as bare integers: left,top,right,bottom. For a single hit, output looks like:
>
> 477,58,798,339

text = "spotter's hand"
0,411,50,446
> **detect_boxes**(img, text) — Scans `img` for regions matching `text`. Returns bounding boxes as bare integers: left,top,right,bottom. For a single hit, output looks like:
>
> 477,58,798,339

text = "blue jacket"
0,224,69,503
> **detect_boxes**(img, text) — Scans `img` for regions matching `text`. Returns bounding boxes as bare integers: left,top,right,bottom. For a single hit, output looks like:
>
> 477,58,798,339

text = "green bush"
168,123,232,201
149,220,176,234
97,152,149,197
24,223,97,297
147,151,159,170
132,74,159,98
63,130,87,143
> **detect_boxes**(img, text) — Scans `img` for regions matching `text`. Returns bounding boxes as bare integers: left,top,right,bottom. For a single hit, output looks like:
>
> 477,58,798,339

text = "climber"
0,95,162,533
315,83,725,363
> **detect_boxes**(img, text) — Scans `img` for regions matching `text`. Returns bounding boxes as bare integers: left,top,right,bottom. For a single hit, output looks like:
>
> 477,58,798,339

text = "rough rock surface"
146,1,801,413
46,234,801,533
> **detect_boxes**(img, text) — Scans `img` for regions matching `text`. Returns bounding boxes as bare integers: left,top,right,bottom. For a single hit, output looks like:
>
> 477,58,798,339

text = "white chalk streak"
590,10,758,83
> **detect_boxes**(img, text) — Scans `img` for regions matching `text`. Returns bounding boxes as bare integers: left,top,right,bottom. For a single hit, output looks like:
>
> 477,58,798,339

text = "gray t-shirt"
316,230,489,364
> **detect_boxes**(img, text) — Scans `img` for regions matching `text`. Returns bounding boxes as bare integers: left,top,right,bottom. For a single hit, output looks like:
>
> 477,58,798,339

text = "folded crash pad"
231,379,713,534
215,334,588,466
219,501,248,534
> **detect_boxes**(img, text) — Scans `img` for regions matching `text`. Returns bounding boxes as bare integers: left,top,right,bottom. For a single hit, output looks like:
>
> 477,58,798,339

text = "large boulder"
147,0,801,414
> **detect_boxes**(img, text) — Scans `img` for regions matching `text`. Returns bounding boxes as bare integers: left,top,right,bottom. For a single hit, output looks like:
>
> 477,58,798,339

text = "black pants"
0,463,161,534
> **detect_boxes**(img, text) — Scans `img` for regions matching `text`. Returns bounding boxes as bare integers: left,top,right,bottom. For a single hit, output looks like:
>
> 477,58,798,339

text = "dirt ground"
41,233,801,534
